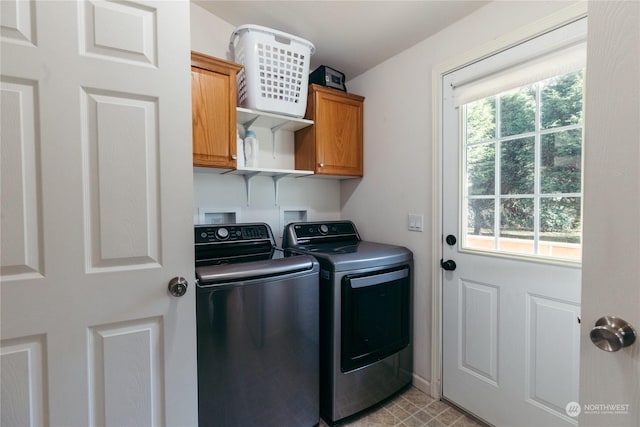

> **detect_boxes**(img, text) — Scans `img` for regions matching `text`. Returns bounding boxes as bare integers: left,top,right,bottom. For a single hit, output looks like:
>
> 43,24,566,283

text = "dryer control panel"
283,221,360,246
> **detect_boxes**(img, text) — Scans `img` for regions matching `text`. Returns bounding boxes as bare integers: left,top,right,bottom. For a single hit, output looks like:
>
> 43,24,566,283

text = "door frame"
429,2,588,400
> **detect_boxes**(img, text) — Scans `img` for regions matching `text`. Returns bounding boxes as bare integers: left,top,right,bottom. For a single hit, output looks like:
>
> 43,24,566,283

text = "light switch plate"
408,213,424,232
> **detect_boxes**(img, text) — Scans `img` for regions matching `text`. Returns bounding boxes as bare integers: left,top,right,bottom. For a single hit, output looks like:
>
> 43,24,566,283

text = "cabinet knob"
319,162,324,168
231,154,237,160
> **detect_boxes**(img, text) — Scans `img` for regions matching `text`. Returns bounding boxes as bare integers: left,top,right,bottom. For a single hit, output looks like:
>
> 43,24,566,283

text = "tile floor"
319,386,485,427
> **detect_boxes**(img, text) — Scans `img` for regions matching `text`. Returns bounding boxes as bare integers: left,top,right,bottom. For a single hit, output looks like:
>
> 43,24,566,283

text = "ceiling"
194,1,489,80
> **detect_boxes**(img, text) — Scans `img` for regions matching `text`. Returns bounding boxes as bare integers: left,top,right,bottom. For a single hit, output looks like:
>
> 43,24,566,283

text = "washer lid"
196,252,318,286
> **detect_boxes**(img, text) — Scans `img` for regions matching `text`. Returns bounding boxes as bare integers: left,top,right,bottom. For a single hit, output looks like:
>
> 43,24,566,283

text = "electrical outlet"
408,213,424,232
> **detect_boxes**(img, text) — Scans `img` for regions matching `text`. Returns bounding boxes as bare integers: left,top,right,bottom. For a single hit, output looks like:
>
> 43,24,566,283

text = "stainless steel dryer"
282,221,413,424
195,223,319,427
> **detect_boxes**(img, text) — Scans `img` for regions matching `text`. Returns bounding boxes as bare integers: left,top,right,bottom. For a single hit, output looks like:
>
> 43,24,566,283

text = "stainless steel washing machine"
195,223,319,427
283,221,413,424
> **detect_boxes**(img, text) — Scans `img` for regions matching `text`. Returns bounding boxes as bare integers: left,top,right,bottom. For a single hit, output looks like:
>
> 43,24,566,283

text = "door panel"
459,280,499,384
0,335,47,427
79,0,157,66
526,295,580,414
0,1,196,426
82,89,161,270
0,0,36,45
88,317,163,426
0,78,43,279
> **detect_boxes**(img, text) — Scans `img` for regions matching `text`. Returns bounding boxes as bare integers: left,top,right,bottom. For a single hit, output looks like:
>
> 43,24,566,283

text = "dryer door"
341,267,411,372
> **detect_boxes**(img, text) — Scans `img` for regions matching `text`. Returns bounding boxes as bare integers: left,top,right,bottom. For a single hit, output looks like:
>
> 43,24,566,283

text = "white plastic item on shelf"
236,128,245,168
244,130,259,167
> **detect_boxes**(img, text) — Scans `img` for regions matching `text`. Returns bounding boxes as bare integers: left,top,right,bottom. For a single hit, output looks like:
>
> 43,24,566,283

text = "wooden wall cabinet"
295,84,365,177
191,52,242,168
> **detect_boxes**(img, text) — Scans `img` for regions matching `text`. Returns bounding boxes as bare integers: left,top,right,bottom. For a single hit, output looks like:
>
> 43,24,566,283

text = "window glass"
541,71,584,129
541,129,582,194
466,97,496,143
540,197,581,242
467,143,495,196
463,69,584,261
500,198,534,253
501,137,535,195
467,199,495,240
500,86,535,137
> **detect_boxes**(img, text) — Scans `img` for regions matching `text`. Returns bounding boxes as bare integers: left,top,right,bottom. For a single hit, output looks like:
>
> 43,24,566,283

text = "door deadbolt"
445,234,457,246
168,276,188,297
590,316,637,352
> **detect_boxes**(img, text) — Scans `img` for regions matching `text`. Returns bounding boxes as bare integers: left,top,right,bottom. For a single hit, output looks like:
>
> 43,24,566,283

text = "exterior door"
441,19,586,427
0,1,196,426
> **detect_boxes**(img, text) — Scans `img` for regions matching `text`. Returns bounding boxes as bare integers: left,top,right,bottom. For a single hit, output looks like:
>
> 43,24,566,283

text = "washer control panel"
195,223,271,244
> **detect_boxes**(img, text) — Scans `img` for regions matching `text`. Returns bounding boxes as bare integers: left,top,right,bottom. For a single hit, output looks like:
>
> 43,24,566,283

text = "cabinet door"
315,91,363,176
191,61,238,168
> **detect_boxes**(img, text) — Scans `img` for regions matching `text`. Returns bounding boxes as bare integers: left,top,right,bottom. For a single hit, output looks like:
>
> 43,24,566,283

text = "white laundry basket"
229,24,315,118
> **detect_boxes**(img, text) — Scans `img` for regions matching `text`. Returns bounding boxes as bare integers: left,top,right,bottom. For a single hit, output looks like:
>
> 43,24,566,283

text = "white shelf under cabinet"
232,108,315,205
225,167,314,206
236,107,313,132
226,167,313,178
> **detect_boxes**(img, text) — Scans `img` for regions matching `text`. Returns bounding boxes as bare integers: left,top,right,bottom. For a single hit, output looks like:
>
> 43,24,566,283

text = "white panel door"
441,21,585,427
579,1,640,426
0,1,196,426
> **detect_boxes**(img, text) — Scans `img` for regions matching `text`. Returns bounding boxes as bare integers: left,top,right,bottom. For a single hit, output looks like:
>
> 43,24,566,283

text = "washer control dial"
319,224,329,235
216,227,230,240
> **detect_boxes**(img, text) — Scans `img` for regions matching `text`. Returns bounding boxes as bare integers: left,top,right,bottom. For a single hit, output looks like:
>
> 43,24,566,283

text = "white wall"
342,1,577,391
190,2,341,238
190,2,235,60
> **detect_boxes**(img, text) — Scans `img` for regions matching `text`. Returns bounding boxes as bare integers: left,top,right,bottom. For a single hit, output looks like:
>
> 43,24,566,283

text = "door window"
463,69,584,261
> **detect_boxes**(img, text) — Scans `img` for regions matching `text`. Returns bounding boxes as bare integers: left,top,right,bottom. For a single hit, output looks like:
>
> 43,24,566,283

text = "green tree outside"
465,70,584,246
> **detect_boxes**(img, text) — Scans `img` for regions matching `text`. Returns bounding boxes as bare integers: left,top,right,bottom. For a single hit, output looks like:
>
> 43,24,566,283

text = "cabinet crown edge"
191,51,242,72
308,83,365,101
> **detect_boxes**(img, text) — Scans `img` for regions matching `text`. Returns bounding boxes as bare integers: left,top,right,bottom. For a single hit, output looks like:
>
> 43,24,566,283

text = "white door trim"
429,2,588,400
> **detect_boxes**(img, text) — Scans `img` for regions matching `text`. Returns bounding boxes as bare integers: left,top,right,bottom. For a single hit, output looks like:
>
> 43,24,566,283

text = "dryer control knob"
319,224,329,234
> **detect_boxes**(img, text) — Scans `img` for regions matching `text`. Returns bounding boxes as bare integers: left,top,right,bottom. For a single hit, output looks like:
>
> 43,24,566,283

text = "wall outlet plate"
197,208,240,225
279,207,309,237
